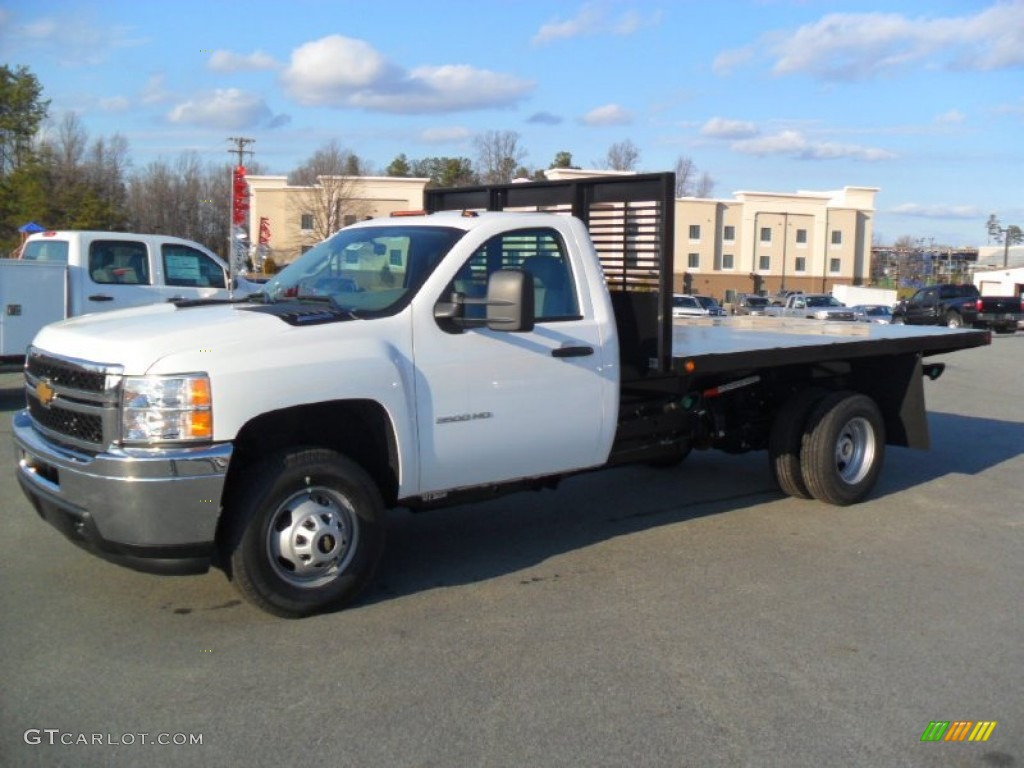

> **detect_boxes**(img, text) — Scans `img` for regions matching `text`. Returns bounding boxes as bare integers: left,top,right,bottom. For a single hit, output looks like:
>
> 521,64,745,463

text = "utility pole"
227,137,255,286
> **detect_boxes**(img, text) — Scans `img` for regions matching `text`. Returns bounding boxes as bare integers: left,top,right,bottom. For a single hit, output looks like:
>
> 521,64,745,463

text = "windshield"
806,295,842,308
21,239,69,262
745,297,769,307
695,296,720,309
262,225,465,314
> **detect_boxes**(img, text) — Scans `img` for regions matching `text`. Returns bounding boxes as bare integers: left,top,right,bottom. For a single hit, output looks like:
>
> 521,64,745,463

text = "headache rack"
424,172,677,376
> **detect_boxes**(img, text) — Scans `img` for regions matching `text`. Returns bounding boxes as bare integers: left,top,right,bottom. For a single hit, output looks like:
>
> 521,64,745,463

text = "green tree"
0,65,49,179
549,151,578,170
411,156,477,187
987,214,1023,268
386,153,411,177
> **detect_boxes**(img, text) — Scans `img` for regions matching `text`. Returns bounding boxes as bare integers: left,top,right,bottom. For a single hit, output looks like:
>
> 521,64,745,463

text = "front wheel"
225,448,387,618
945,311,963,329
891,315,906,325
800,392,885,506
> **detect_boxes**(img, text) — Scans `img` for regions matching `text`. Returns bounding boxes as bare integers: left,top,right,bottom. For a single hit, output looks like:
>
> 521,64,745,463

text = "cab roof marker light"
390,209,428,217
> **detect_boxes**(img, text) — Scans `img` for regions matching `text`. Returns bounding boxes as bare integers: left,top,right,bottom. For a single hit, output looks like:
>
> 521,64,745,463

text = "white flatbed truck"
13,174,989,617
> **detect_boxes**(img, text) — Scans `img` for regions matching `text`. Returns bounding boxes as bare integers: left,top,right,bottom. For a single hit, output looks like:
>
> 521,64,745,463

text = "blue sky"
1,0,1022,246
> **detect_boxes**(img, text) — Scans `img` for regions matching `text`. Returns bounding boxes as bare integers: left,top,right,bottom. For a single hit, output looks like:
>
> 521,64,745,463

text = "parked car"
764,293,856,321
851,304,893,324
695,295,727,316
672,293,726,318
733,294,771,316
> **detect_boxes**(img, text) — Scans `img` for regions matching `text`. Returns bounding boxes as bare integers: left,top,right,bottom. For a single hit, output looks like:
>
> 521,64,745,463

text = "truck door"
159,242,230,302
82,239,160,313
906,287,936,324
414,226,616,493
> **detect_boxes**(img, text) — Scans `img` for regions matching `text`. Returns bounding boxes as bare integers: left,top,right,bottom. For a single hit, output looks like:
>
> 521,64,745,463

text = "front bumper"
12,410,232,575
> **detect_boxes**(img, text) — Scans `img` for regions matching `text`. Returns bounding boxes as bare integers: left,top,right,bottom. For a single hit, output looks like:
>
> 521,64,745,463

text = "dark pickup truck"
892,284,1021,333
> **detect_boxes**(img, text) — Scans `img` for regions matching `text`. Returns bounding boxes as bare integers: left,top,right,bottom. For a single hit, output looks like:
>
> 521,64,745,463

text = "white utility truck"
13,175,989,617
1,230,233,361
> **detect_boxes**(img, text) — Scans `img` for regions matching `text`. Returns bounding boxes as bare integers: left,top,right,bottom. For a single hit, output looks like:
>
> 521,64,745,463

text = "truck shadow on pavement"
878,411,1024,496
367,411,1022,609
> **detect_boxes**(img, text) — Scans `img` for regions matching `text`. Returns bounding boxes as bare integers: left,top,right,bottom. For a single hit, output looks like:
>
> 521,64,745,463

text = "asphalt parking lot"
1,335,1021,768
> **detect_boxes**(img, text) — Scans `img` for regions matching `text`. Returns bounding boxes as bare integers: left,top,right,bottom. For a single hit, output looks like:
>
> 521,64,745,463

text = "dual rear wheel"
769,390,885,506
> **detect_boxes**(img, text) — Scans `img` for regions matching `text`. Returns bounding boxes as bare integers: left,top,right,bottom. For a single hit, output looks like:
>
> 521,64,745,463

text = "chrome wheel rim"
835,417,876,485
266,487,359,588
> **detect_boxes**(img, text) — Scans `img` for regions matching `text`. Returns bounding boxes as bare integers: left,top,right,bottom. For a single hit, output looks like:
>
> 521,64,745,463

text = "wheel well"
223,400,400,507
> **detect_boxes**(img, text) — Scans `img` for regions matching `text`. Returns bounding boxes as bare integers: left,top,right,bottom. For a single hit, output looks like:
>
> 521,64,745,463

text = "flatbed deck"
670,317,990,376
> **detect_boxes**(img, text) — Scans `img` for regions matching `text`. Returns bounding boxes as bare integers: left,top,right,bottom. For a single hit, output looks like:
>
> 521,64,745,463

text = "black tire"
945,311,962,329
891,315,906,325
768,388,827,499
800,392,885,506
225,448,387,618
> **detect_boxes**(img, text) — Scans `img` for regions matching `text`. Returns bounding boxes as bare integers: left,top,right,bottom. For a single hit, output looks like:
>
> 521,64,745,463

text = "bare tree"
673,156,697,196
289,140,370,244
694,171,715,199
474,130,526,184
605,139,640,172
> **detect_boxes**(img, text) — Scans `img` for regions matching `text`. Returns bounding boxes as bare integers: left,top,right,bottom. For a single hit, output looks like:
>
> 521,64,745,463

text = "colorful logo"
921,721,997,742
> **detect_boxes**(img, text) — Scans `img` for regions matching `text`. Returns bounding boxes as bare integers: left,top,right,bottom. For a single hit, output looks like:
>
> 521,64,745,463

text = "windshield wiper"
294,294,360,319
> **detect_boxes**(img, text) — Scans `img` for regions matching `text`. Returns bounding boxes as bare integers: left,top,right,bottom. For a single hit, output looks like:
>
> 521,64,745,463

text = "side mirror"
486,269,535,332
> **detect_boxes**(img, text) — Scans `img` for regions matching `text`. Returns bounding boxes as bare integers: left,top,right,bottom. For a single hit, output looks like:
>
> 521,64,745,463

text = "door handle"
87,295,114,302
552,345,594,358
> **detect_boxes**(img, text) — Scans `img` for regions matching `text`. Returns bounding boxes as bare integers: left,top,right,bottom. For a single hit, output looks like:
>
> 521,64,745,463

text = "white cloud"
582,103,633,126
208,49,277,72
419,126,472,143
140,73,172,105
167,88,290,130
701,117,759,139
890,203,982,219
533,4,662,45
99,96,130,112
716,3,1024,81
934,109,966,124
280,35,533,113
528,111,563,125
732,130,896,161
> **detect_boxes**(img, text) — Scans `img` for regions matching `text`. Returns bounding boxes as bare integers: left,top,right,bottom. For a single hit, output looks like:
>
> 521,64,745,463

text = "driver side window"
446,228,580,323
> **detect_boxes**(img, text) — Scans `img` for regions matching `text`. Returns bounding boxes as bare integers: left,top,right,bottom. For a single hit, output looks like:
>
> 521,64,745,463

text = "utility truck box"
13,174,990,617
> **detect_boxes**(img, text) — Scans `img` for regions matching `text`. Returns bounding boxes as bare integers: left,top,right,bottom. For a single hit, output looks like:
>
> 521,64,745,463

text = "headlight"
121,374,212,444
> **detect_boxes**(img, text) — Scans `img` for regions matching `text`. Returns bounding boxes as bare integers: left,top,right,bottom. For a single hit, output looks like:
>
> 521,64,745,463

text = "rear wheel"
800,392,885,506
768,388,826,499
225,448,387,618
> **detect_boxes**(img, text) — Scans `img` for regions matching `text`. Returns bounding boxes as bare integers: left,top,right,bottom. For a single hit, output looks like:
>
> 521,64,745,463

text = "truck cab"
21,231,232,314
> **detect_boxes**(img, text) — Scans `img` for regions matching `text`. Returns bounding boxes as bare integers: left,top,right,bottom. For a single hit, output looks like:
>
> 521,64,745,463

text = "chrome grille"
24,349,123,453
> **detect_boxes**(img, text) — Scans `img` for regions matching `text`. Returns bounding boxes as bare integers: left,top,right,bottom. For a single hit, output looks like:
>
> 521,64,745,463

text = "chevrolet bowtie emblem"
36,378,56,408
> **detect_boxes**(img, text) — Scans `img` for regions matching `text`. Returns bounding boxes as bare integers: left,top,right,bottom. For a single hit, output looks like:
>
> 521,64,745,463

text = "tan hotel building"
247,172,876,303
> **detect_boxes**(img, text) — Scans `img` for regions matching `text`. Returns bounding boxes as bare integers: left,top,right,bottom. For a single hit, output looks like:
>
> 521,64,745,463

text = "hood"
32,301,286,374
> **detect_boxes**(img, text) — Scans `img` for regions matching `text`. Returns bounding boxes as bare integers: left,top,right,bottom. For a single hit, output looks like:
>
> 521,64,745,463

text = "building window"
795,256,806,272
758,255,770,271
688,224,701,241
722,253,734,270
723,225,735,242
830,257,841,273
795,228,807,245
300,213,314,231
831,230,842,246
687,252,700,269
759,227,772,244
